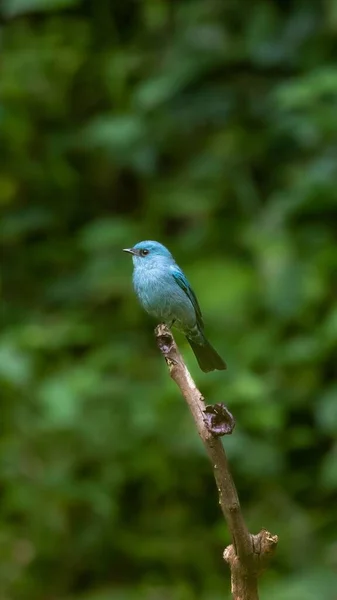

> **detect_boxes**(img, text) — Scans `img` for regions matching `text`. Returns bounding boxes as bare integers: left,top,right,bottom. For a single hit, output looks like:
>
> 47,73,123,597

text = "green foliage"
1,1,336,598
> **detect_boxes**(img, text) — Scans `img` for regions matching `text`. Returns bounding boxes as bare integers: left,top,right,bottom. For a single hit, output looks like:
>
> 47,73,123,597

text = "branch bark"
155,324,278,600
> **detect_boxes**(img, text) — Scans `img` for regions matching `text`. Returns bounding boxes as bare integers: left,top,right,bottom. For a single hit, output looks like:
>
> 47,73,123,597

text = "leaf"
0,342,33,386
3,0,80,17
80,115,147,153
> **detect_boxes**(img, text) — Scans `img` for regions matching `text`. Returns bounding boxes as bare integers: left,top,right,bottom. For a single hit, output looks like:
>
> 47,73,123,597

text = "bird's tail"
186,335,227,373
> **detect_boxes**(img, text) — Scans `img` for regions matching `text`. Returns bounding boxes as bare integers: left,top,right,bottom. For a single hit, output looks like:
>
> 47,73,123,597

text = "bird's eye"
140,249,149,256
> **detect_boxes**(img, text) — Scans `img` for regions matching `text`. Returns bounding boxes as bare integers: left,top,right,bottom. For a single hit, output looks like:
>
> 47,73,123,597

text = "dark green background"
1,1,337,599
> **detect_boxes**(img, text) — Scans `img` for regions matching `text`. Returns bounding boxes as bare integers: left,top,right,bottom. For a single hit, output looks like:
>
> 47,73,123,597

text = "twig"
155,324,278,600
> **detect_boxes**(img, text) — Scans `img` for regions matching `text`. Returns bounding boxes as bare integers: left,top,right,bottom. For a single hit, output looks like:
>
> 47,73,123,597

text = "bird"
123,240,226,372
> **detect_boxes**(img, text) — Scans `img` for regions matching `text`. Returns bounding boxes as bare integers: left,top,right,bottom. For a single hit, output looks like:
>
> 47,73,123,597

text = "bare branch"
155,324,278,600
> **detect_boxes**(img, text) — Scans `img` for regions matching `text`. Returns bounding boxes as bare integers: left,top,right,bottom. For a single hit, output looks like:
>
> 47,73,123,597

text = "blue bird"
123,240,226,372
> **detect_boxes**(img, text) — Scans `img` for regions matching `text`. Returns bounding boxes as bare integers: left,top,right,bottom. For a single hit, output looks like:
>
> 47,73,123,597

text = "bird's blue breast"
133,265,196,330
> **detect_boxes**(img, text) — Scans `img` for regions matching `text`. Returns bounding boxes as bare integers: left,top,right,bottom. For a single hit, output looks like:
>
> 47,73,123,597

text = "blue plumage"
123,240,226,372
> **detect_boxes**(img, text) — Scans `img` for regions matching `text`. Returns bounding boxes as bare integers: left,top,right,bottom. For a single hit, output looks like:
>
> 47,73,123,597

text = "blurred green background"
1,0,337,599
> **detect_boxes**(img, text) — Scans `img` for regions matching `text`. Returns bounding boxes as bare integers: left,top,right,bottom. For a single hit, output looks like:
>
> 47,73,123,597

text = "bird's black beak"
123,248,137,255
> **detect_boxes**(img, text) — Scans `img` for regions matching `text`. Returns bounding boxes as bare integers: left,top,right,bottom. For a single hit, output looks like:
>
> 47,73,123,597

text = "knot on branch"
252,529,278,567
204,403,235,436
224,529,278,575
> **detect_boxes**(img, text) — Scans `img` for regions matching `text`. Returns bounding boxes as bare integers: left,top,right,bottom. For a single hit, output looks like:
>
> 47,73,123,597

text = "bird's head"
123,240,173,268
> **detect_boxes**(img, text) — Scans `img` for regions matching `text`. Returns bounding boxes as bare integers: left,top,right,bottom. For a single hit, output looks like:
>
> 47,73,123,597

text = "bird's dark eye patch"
140,249,149,256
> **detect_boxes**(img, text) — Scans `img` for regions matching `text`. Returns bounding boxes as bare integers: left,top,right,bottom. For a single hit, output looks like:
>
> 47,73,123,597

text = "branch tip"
155,323,174,354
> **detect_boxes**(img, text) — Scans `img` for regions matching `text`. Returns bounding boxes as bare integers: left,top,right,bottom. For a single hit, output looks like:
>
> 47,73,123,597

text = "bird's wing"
170,265,204,329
